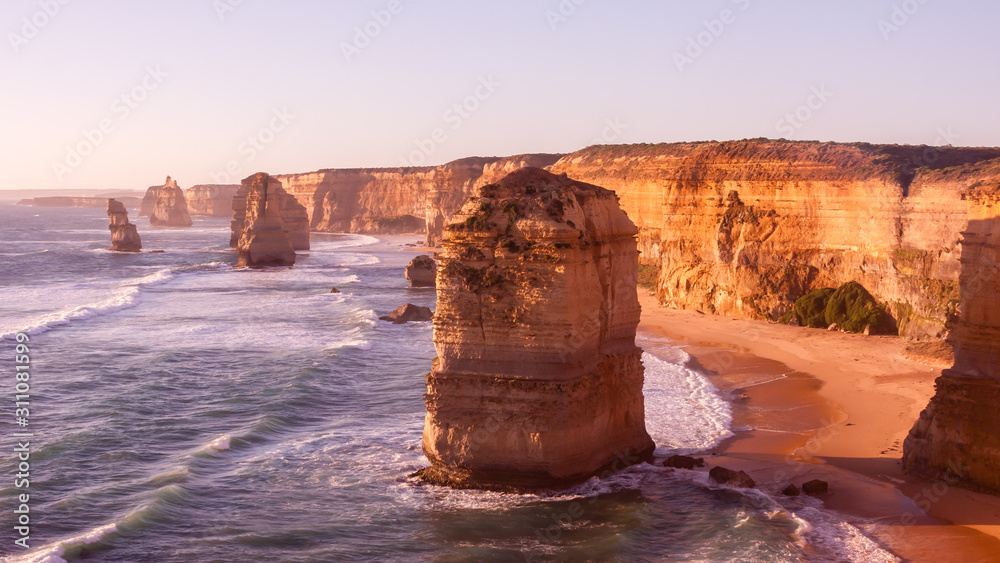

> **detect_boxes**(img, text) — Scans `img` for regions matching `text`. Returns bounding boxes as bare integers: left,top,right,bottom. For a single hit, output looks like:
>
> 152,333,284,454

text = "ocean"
0,202,898,562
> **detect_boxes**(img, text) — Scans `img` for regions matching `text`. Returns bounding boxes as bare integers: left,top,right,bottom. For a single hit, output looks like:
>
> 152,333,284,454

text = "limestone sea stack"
235,173,296,268
231,180,309,251
148,176,193,227
106,199,142,252
405,255,437,287
903,182,1000,492
417,167,655,490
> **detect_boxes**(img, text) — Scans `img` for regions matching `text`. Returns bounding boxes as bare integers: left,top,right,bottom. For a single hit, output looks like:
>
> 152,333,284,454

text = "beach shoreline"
637,293,1000,562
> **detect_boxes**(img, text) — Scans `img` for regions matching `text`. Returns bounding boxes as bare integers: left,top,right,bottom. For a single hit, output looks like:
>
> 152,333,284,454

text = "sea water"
0,202,898,562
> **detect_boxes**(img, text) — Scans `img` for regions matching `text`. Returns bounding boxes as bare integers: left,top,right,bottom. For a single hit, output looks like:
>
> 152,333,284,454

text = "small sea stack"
107,199,142,252
148,176,193,227
405,255,437,287
235,173,296,268
231,179,309,251
416,167,655,491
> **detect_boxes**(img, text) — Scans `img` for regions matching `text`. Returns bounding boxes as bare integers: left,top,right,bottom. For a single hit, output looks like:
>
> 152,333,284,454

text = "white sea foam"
0,269,176,340
641,350,734,454
11,522,118,563
792,507,899,563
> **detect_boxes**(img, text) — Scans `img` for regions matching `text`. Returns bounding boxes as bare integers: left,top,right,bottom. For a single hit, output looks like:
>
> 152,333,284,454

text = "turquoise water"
0,203,894,562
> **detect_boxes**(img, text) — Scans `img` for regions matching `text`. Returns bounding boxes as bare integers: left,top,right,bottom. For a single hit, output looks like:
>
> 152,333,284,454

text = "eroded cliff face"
186,185,239,217
903,175,1000,493
418,167,654,490
148,177,193,227
107,199,142,252
231,179,309,251
236,173,296,268
272,154,562,242
548,141,1000,339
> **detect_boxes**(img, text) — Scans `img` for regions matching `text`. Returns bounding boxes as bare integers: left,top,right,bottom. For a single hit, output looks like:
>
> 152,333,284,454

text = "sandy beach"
638,293,1000,562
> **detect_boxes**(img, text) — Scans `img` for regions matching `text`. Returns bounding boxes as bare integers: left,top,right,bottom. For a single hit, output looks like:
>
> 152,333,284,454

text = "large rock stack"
231,179,309,251
148,176,193,227
106,199,142,252
903,184,1000,492
417,168,655,490
235,173,297,268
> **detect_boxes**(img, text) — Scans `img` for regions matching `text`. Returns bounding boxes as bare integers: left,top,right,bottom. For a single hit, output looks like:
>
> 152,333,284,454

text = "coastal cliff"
417,168,654,490
548,141,1000,339
147,177,193,227
19,196,141,209
186,185,239,217
903,169,1000,493
236,173,296,268
272,154,561,240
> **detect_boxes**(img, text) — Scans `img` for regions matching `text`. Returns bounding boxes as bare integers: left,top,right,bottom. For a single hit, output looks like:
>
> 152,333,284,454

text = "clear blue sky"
2,0,997,190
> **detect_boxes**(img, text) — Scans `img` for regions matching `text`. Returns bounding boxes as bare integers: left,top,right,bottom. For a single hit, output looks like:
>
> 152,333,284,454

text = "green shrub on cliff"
780,282,894,334
824,281,893,334
637,264,658,290
782,287,835,328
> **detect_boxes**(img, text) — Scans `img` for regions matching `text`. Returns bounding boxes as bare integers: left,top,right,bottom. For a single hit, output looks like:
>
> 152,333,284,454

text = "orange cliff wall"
272,154,562,239
547,141,1000,339
903,174,1000,493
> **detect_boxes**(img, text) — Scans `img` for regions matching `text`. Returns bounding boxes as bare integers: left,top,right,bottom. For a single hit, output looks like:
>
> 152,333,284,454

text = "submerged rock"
235,173,296,268
380,304,433,324
708,466,756,488
405,255,437,287
418,167,655,491
148,176,193,227
782,484,801,496
107,199,142,252
663,455,705,470
802,479,829,495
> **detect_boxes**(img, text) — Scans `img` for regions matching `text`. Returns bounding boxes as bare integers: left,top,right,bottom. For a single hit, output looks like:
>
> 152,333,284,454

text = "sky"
2,0,998,190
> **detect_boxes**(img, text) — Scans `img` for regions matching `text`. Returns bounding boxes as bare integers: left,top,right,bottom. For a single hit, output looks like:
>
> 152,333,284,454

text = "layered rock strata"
903,174,1000,493
418,167,655,490
231,181,309,251
271,154,562,243
235,173,296,268
548,141,1000,339
186,185,240,217
405,255,437,287
106,199,142,252
148,177,193,227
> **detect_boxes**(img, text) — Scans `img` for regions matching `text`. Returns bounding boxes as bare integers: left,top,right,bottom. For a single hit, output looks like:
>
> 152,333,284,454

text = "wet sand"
638,293,1000,562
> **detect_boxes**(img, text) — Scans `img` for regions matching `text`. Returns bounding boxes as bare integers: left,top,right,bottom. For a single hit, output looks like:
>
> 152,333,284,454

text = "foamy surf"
641,350,734,454
10,523,117,563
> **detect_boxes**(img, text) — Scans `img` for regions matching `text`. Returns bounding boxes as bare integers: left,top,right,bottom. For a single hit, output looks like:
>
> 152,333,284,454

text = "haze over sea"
0,202,897,562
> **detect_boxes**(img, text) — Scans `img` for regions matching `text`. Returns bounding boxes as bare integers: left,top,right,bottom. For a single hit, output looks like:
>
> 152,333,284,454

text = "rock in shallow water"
708,466,755,488
405,255,437,287
380,304,433,324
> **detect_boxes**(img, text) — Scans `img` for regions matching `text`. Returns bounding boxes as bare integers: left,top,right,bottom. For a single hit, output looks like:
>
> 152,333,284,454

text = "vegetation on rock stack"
780,281,894,334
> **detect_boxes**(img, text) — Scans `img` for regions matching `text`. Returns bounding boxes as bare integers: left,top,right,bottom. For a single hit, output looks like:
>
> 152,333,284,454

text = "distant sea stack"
416,168,655,490
235,173,297,268
107,199,142,252
186,185,240,217
232,179,309,251
903,180,1000,493
148,177,193,227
